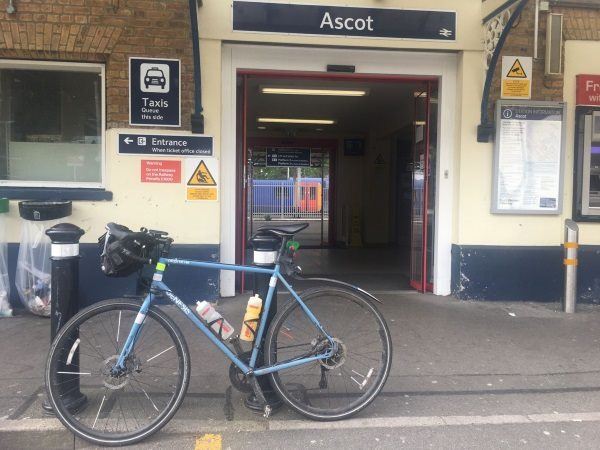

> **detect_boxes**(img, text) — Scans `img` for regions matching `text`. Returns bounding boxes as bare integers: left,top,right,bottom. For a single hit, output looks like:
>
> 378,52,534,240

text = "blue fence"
251,178,329,219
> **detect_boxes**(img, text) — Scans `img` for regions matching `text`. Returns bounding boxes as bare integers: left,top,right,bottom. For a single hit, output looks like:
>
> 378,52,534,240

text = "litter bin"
0,198,11,317
15,201,72,316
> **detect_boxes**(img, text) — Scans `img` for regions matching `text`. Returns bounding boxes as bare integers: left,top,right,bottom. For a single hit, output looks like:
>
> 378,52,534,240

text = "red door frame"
236,69,438,294
408,80,435,293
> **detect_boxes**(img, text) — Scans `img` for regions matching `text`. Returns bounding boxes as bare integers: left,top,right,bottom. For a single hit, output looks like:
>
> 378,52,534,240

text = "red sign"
141,159,181,183
577,75,600,106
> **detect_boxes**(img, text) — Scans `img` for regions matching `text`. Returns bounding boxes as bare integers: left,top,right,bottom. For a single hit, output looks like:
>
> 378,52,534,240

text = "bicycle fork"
114,295,153,372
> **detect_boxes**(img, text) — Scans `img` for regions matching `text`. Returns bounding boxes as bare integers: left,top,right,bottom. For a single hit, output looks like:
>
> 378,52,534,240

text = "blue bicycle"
45,223,392,446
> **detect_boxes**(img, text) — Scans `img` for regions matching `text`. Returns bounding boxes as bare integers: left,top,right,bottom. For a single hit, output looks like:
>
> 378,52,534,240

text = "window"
573,107,600,220
0,60,104,188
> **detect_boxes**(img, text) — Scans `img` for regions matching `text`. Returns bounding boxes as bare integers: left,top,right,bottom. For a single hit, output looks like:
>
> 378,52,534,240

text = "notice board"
492,101,566,214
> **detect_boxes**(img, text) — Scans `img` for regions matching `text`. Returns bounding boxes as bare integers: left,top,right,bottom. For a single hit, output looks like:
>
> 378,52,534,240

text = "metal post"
563,219,579,314
42,223,87,413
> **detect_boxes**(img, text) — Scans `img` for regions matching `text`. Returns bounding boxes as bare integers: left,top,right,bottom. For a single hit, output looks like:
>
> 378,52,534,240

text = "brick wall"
0,0,194,130
487,1,600,121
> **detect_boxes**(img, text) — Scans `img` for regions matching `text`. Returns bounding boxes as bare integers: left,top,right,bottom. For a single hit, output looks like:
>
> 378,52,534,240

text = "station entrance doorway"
236,70,439,294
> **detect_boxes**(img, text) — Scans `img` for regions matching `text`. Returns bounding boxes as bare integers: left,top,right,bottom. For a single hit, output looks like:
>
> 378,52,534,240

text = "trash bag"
15,220,55,316
15,201,72,317
0,199,12,317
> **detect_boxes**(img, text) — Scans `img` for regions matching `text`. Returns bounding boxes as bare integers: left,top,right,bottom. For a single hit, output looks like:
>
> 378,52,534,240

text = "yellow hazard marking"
564,258,578,266
187,187,218,201
187,160,217,186
156,262,166,271
195,433,222,450
506,58,527,78
563,242,579,249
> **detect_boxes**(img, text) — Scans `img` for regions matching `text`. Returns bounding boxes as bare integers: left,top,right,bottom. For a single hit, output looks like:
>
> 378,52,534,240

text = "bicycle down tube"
117,257,335,377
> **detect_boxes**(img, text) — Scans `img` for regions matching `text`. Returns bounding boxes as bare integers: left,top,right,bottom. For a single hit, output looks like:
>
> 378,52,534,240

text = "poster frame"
492,100,567,215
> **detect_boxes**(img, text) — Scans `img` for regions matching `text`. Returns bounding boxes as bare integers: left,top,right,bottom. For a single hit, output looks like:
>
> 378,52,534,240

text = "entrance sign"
118,133,213,157
266,148,311,167
492,101,566,215
576,75,600,106
233,1,456,41
501,56,532,99
186,158,219,201
130,57,180,127
141,160,181,183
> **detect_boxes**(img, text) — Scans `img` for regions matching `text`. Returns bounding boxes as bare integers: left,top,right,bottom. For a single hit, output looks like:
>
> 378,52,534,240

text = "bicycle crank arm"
248,375,271,418
290,274,383,304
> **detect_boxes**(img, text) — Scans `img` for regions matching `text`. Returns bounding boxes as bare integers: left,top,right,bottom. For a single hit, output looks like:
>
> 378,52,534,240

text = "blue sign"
266,148,311,167
118,133,213,157
233,2,456,41
130,58,180,127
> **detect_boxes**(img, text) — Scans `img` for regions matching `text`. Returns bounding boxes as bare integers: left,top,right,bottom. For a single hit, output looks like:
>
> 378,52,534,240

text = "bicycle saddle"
105,222,135,239
255,223,309,238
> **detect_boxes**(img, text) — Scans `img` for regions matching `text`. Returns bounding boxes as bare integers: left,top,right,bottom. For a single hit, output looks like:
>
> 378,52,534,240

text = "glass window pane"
0,68,102,184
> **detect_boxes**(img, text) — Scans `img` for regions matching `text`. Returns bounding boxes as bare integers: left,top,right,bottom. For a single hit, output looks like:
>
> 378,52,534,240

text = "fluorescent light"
257,126,267,130
261,87,367,97
414,121,427,126
258,118,336,125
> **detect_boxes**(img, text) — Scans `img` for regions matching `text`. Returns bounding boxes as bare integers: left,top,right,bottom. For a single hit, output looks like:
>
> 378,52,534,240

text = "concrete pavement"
2,291,600,448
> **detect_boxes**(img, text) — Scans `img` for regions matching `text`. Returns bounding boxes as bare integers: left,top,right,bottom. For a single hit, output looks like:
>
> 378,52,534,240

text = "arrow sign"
118,133,213,157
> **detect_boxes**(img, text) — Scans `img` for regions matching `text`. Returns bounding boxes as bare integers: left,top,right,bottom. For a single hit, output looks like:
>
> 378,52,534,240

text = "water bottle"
240,294,263,342
196,301,234,340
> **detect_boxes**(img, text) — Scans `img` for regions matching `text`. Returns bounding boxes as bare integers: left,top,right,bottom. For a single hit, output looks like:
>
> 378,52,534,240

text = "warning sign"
187,160,216,186
185,157,219,201
187,187,217,201
501,56,532,99
506,59,527,78
141,159,181,183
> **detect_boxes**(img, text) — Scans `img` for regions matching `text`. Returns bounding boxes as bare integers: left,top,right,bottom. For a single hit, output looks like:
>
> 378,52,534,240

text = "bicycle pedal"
263,404,272,418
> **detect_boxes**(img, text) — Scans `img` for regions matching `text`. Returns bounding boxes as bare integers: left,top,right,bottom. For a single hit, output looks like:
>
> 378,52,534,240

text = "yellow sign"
501,56,532,99
187,160,216,186
187,187,217,201
506,59,527,78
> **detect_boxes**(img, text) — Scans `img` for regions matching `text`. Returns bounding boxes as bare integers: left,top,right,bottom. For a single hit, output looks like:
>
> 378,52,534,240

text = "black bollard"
42,223,87,414
244,233,283,412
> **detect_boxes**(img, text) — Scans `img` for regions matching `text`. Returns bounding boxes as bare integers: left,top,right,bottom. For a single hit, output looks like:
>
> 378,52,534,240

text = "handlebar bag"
98,227,157,277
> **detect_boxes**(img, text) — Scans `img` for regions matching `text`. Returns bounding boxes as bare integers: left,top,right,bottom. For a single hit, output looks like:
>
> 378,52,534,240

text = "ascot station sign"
233,1,456,41
577,75,600,106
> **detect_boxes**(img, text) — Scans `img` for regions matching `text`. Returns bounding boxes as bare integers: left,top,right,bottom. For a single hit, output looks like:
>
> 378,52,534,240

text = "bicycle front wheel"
265,287,392,420
45,299,190,446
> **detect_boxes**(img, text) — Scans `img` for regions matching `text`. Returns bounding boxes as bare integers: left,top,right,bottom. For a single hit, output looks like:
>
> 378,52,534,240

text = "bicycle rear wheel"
45,299,190,446
265,287,392,420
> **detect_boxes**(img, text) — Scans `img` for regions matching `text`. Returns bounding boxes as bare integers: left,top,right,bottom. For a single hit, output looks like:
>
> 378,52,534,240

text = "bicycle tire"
45,299,190,446
265,287,392,421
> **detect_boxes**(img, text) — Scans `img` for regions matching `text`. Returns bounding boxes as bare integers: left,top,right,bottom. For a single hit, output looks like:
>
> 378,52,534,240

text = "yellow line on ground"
195,433,222,450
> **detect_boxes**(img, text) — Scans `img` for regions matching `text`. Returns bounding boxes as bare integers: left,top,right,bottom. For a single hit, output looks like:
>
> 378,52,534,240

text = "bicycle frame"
116,257,335,377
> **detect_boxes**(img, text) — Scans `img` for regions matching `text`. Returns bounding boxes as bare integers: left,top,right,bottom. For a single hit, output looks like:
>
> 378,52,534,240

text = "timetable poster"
492,102,565,214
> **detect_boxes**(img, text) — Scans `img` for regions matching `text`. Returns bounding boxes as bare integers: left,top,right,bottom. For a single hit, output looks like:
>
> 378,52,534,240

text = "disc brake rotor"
319,338,347,370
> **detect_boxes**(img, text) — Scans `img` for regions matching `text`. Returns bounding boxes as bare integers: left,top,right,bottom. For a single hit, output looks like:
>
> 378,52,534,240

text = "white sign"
501,56,533,99
185,157,219,201
492,101,566,214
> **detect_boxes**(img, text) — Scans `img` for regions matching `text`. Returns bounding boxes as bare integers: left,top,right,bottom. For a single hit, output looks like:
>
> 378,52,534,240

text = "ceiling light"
257,126,267,130
258,118,336,125
414,121,427,126
261,87,367,97
414,91,427,98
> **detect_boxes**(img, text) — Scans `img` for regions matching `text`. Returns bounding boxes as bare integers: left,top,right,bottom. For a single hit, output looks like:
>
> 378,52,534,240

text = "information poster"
492,101,566,214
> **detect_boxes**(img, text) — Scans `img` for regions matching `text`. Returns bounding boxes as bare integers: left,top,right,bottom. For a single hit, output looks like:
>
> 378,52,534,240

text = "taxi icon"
144,67,166,89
